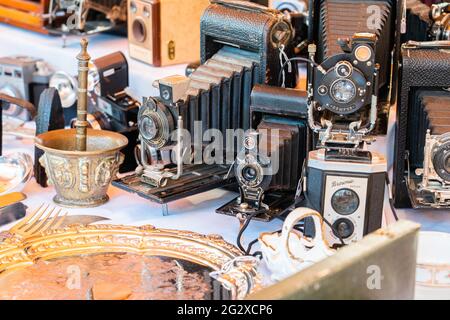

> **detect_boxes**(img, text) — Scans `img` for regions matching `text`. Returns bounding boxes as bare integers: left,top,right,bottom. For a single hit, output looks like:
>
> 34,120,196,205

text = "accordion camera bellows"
317,0,394,87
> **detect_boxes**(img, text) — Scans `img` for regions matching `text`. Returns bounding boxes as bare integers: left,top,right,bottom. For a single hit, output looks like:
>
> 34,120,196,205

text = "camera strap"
278,45,292,88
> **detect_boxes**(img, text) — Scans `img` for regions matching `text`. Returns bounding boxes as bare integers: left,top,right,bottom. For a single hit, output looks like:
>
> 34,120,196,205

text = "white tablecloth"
1,23,449,248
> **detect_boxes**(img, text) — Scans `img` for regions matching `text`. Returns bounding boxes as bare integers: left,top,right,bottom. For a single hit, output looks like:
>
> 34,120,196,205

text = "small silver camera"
416,131,450,207
0,56,52,121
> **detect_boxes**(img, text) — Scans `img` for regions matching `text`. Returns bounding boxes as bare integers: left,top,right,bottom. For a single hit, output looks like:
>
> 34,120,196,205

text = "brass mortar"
35,39,128,207
35,129,128,207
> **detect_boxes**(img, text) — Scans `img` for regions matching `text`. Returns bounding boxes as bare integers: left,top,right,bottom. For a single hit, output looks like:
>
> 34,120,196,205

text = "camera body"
393,43,450,209
305,149,386,246
310,33,379,149
308,0,397,148
128,0,210,66
88,51,140,173
217,84,309,221
0,56,52,121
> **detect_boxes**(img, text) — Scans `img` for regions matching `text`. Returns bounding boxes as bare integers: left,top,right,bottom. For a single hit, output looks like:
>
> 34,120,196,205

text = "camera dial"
270,20,293,48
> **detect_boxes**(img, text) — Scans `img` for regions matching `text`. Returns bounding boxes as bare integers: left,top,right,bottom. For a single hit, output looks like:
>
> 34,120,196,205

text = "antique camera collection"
0,0,449,281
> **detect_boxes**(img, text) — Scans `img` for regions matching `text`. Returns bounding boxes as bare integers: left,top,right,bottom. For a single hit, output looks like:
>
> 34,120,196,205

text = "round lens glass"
332,218,355,239
331,188,360,215
330,79,356,104
242,166,258,183
141,116,158,140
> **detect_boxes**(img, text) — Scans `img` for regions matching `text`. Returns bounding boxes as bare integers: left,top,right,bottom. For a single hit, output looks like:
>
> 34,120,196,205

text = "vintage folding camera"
0,56,52,121
393,41,450,209
128,0,210,66
307,0,397,150
216,85,309,221
403,0,449,42
113,0,299,209
46,0,127,35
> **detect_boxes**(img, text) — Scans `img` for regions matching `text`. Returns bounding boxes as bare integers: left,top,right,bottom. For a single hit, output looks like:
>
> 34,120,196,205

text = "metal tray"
0,224,260,300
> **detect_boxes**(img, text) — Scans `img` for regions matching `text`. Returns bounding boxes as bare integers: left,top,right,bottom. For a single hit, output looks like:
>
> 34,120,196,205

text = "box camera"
0,56,52,121
113,0,300,207
307,0,397,149
46,0,127,35
216,84,309,221
128,0,210,66
305,149,387,246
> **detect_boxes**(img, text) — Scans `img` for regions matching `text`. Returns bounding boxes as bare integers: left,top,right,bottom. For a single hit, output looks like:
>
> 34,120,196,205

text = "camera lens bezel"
235,153,272,190
332,218,355,239
331,188,360,215
432,133,450,183
313,60,369,115
138,98,175,149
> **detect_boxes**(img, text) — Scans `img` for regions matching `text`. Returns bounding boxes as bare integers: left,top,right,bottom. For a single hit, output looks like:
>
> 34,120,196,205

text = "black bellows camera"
393,41,450,209
113,0,301,207
217,85,309,221
308,0,397,150
392,0,450,210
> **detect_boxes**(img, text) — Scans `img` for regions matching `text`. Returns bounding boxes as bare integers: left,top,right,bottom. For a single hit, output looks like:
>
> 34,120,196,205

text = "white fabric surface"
0,23,449,249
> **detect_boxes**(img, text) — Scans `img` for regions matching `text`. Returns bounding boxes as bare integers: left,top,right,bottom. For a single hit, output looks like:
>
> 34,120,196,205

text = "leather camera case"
200,0,297,87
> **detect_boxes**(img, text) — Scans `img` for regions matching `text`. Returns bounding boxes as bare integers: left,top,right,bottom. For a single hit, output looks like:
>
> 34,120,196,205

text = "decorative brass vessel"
35,129,128,207
35,39,128,207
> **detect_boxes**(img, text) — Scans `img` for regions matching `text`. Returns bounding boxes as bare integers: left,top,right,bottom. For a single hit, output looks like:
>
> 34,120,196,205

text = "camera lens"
132,18,147,43
141,116,158,140
331,188,360,215
332,218,355,239
432,135,450,182
242,165,258,182
330,79,356,104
